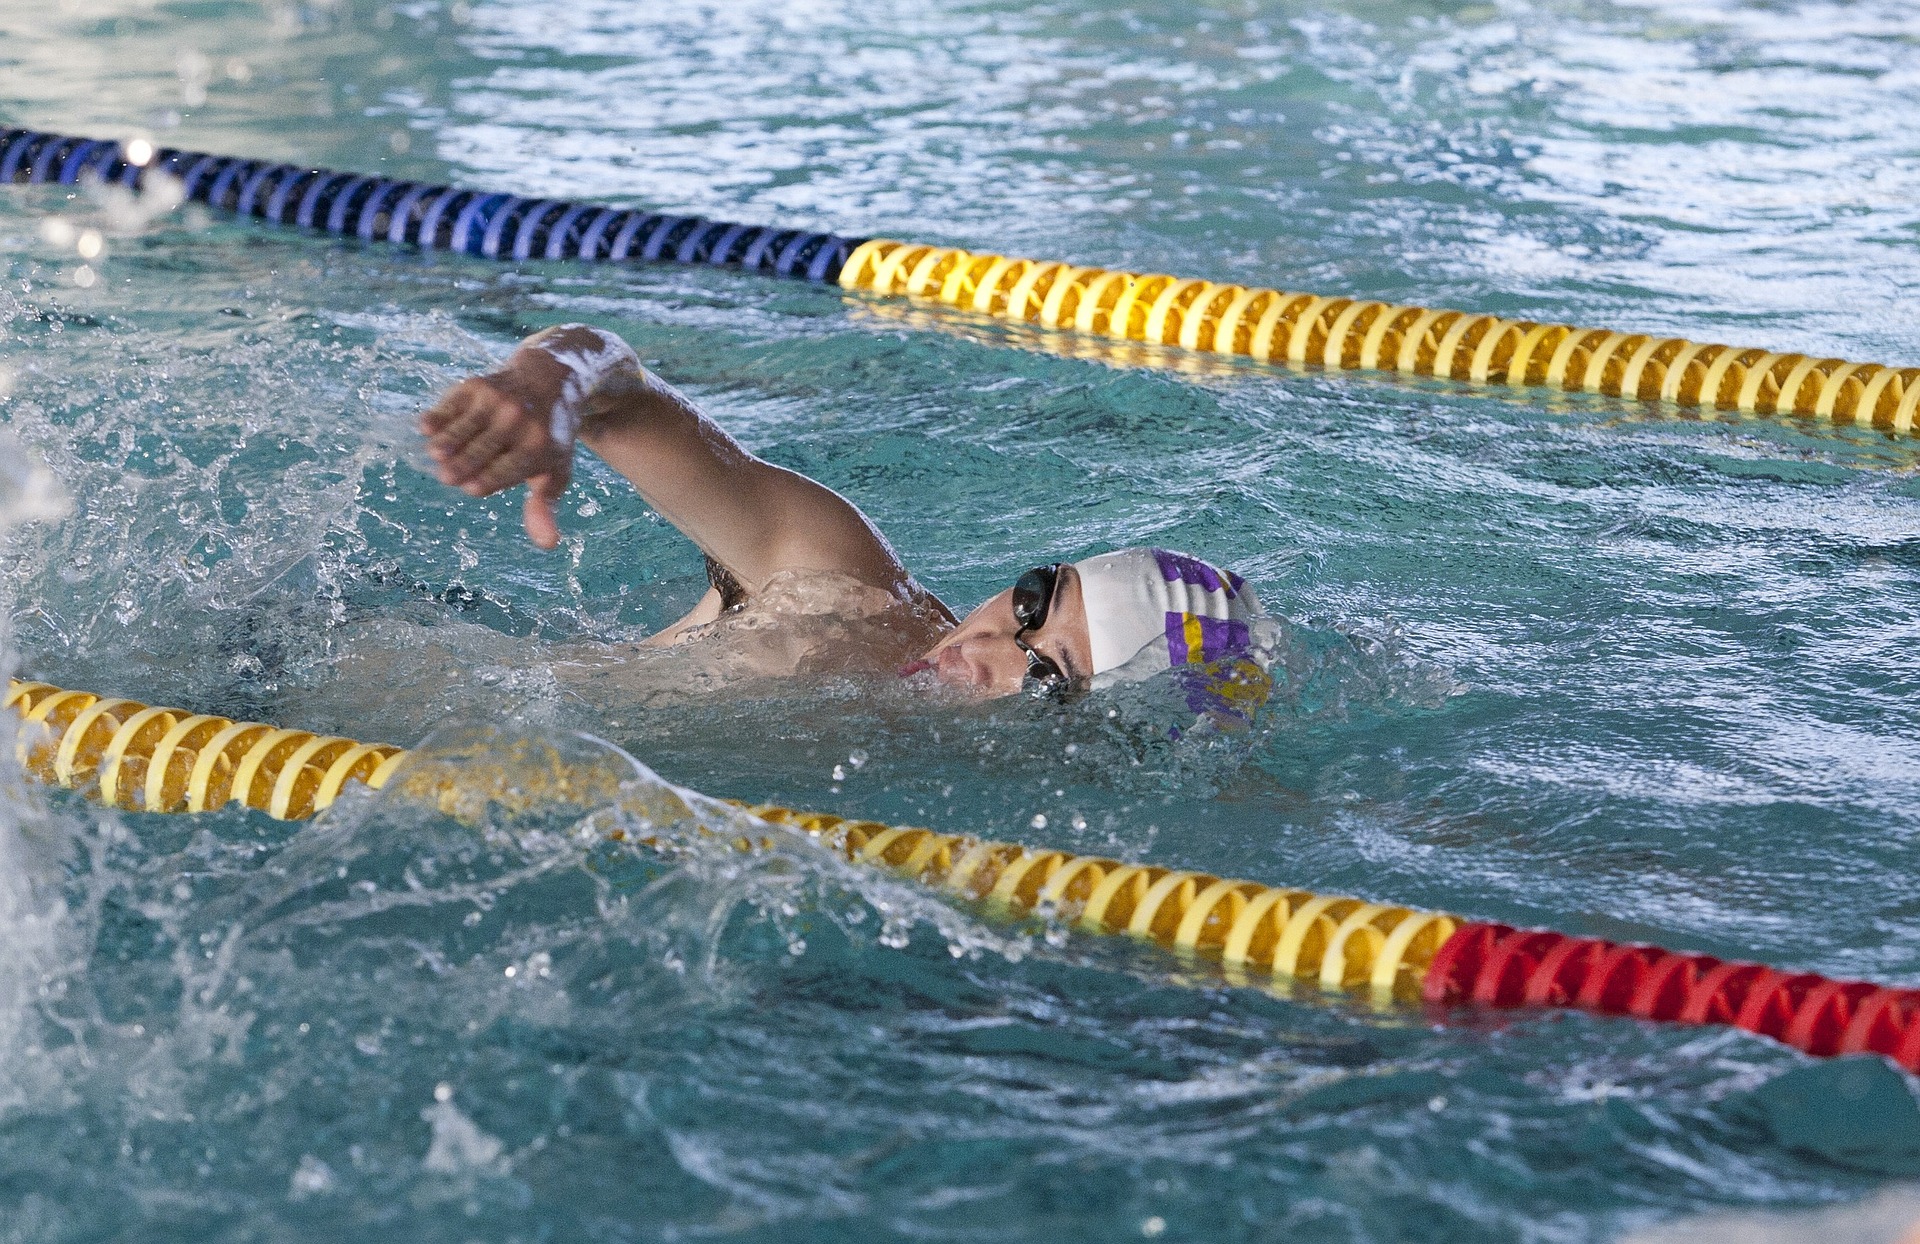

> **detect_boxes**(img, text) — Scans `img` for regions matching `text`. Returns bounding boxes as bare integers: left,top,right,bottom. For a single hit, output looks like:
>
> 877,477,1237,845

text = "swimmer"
419,324,1271,707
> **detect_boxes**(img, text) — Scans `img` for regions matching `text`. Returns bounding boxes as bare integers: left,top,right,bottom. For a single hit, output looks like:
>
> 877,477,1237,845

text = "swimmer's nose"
899,658,932,678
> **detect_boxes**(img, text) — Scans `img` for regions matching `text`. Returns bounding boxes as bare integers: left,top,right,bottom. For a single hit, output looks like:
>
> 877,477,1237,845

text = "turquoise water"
4,0,1920,1239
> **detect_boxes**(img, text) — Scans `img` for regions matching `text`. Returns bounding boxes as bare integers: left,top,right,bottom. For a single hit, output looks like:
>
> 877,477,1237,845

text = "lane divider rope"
0,127,860,282
9,677,1917,1070
837,241,1920,432
6,128,1915,432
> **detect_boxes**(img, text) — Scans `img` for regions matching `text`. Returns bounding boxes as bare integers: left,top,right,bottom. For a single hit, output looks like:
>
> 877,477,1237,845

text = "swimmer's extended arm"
419,325,918,597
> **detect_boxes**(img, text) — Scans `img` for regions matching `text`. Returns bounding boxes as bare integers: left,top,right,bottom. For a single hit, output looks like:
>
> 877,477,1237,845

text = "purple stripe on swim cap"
1165,612,1191,665
1163,613,1254,666
1197,615,1251,662
1152,548,1235,597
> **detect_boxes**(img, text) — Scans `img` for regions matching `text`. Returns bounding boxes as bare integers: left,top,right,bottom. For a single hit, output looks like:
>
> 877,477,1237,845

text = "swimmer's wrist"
521,325,643,445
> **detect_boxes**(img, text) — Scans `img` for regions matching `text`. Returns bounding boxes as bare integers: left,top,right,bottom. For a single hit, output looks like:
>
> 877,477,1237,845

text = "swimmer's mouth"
900,656,967,693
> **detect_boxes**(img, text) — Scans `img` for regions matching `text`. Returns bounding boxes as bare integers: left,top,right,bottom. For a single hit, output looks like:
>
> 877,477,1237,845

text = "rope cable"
5,128,1914,435
7,677,1917,1070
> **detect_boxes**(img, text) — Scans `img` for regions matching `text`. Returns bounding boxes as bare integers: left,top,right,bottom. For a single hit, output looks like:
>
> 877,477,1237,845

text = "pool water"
4,0,1920,1239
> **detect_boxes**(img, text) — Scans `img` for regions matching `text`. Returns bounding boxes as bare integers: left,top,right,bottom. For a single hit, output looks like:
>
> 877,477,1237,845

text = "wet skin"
908,566,1094,698
420,325,1091,699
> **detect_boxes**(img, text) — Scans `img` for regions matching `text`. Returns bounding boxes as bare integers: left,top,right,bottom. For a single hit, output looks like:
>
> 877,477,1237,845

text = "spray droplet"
434,1082,453,1103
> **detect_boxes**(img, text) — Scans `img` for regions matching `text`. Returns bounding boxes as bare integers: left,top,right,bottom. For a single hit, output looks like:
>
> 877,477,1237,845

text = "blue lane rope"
0,128,865,282
16,127,1918,439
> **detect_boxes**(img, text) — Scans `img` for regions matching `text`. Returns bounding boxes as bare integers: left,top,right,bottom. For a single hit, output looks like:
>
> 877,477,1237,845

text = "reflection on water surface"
3,0,1920,1239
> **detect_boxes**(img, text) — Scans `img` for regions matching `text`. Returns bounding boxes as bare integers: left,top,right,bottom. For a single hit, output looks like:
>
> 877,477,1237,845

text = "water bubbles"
176,49,211,107
421,1094,506,1175
388,130,411,154
289,1155,337,1201
39,219,75,248
1141,1217,1167,1238
1029,813,1047,830
433,1082,453,1103
830,764,845,782
75,230,104,261
1070,813,1088,831
72,265,95,289
847,748,868,770
124,138,153,167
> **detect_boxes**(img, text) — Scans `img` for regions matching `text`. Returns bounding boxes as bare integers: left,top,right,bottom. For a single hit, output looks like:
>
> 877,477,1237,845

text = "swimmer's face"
905,564,1095,698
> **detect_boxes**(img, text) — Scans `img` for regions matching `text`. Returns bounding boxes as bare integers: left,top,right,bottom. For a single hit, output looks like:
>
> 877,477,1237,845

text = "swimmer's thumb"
524,463,569,550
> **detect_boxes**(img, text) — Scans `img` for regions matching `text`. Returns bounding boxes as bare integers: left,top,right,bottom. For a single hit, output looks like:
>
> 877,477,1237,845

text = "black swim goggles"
1011,563,1073,699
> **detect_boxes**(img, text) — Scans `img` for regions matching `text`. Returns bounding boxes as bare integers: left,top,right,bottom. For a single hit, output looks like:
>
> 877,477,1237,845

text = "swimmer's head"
906,547,1272,714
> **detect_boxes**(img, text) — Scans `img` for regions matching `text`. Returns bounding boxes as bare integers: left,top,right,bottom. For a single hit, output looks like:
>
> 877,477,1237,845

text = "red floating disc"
1571,943,1660,1015
1782,979,1877,1057
1521,936,1611,1007
1733,971,1825,1041
1422,922,1511,1006
1472,930,1568,1008
1836,988,1919,1057
1678,961,1767,1026
1626,951,1720,1022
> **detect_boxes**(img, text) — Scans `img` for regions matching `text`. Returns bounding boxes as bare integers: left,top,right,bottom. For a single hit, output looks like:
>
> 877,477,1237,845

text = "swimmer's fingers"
421,377,543,484
443,417,526,489
522,465,569,550
420,376,498,442
422,389,504,482
463,423,567,498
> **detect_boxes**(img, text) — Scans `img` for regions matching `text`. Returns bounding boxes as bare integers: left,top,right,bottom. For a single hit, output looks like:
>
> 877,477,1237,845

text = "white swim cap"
1070,547,1269,689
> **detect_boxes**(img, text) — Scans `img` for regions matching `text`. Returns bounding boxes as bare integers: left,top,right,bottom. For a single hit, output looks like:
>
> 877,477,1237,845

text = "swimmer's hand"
419,350,574,550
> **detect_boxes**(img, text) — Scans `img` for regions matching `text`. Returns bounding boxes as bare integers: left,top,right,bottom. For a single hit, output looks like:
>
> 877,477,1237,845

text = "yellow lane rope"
4,677,1456,1001
841,240,1920,433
